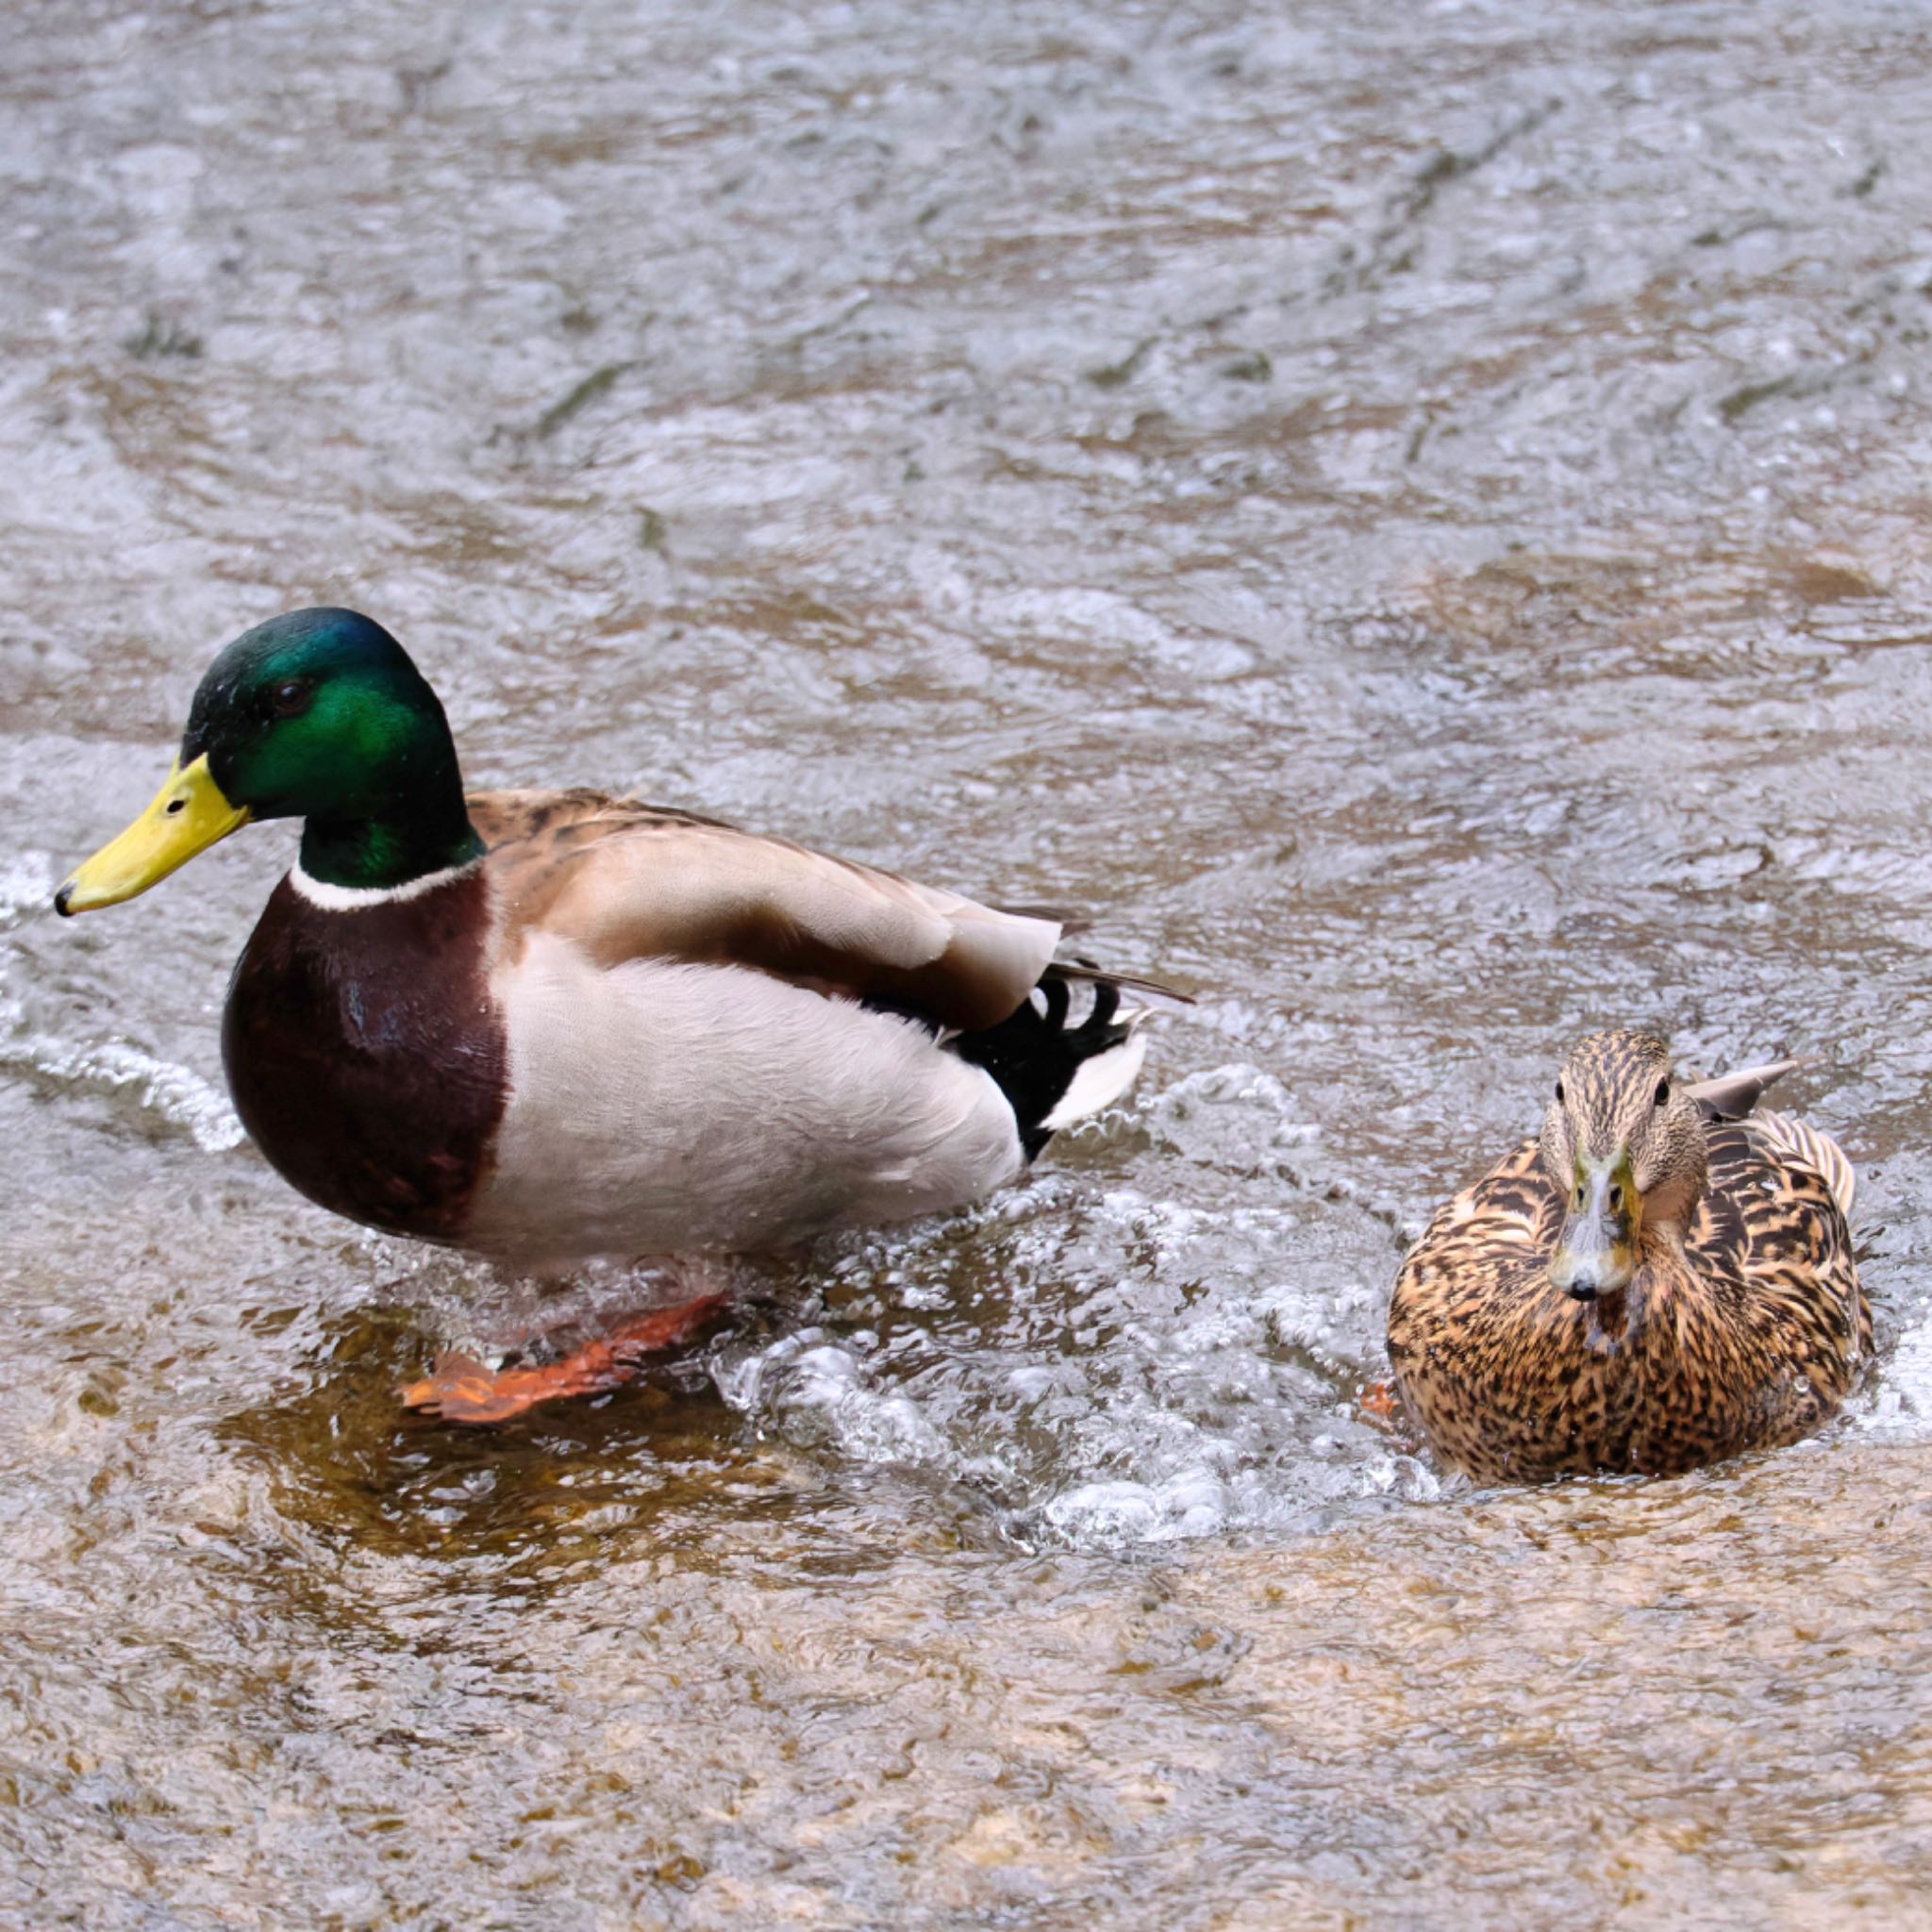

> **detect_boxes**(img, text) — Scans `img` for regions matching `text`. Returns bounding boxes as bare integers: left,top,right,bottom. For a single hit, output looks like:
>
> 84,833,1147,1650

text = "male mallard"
1386,1029,1866,1482
56,608,1162,1419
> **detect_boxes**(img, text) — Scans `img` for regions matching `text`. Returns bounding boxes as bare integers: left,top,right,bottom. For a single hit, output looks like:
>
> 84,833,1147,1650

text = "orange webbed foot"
1357,1376,1401,1432
400,1294,728,1424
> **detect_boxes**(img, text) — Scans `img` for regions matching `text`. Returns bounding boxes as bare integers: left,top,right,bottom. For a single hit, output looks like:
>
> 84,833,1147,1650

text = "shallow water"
7,0,1932,1924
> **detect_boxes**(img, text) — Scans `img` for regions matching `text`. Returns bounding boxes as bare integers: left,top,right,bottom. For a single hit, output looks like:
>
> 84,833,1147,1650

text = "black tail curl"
950,973,1136,1159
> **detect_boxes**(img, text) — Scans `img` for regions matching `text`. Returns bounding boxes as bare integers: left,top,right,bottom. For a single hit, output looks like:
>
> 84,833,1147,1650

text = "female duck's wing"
1747,1111,1857,1221
1683,1054,1855,1217
1681,1057,1812,1122
470,789,1059,1032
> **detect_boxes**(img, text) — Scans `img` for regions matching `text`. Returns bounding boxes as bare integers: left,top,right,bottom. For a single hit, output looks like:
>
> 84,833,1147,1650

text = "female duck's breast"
221,872,508,1241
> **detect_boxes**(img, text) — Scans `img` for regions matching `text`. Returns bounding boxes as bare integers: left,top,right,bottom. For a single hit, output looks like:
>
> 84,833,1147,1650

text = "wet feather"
1387,1030,1867,1482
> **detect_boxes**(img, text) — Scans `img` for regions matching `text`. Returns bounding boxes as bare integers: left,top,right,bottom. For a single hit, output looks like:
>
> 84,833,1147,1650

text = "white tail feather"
1041,1019,1148,1131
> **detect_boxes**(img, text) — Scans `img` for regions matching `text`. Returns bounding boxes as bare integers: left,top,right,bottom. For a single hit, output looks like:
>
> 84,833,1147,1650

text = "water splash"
0,1013,245,1153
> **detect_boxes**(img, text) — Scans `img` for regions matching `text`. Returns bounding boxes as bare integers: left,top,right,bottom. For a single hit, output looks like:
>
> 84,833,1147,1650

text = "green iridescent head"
57,608,484,910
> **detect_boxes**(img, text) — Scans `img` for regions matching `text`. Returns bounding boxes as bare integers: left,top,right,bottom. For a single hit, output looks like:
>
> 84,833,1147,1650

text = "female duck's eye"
1554,1079,1566,1104
1654,1078,1671,1108
270,679,312,718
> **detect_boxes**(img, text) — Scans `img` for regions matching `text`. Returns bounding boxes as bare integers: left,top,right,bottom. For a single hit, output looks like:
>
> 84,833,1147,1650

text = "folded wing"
472,789,1060,1032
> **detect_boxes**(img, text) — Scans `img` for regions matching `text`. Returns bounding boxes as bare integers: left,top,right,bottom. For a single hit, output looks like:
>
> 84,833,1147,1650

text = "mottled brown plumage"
1387,1030,1867,1482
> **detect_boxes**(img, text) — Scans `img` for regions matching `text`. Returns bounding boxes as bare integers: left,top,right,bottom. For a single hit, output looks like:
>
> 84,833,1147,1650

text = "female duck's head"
1539,1028,1708,1302
56,608,482,910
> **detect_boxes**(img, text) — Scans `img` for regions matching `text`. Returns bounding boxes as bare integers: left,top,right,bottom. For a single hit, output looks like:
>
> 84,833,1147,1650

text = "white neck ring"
288,856,482,911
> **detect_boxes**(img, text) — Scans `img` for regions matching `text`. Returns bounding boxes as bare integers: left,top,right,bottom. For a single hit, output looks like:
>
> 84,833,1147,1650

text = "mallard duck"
56,608,1165,1419
1386,1029,1866,1482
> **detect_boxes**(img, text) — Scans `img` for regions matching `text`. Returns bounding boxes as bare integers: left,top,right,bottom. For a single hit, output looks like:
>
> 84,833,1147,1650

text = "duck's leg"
400,1286,728,1424
1357,1377,1401,1429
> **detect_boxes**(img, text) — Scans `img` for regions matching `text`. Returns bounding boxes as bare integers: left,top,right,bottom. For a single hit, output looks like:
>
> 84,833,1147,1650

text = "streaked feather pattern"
1388,1041,1868,1482
1752,1109,1857,1221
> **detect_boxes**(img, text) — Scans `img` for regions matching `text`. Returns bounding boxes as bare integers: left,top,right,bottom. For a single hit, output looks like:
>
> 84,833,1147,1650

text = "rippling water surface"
7,2,1932,1924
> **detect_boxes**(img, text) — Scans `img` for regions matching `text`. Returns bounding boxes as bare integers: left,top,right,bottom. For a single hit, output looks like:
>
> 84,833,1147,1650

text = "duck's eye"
1555,1079,1566,1104
270,679,312,718
1608,1184,1624,1212
1654,1077,1671,1108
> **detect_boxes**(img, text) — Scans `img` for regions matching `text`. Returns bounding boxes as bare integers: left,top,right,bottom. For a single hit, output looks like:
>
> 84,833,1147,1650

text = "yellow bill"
56,754,251,915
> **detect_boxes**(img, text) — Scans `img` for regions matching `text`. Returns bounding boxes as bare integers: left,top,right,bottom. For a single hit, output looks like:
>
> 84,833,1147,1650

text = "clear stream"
6,3,1932,1926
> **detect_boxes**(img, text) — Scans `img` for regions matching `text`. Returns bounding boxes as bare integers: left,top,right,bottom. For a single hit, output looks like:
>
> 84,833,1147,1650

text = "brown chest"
221,872,508,1242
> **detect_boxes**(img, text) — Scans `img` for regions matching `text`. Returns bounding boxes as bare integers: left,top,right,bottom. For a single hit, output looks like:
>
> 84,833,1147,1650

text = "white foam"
2,1024,244,1152
1040,1474,1232,1546
0,852,245,1151
0,855,58,924
708,1160,1408,1552
715,1329,955,1467
1854,1314,1932,1438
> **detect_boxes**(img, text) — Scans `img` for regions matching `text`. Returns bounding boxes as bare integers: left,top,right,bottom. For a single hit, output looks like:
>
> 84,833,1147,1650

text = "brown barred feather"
1751,1109,1857,1221
1387,1041,1868,1483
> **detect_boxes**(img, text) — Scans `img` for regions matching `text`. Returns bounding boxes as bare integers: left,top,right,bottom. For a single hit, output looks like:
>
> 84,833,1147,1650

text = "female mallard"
56,608,1162,1419
1386,1028,1866,1482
